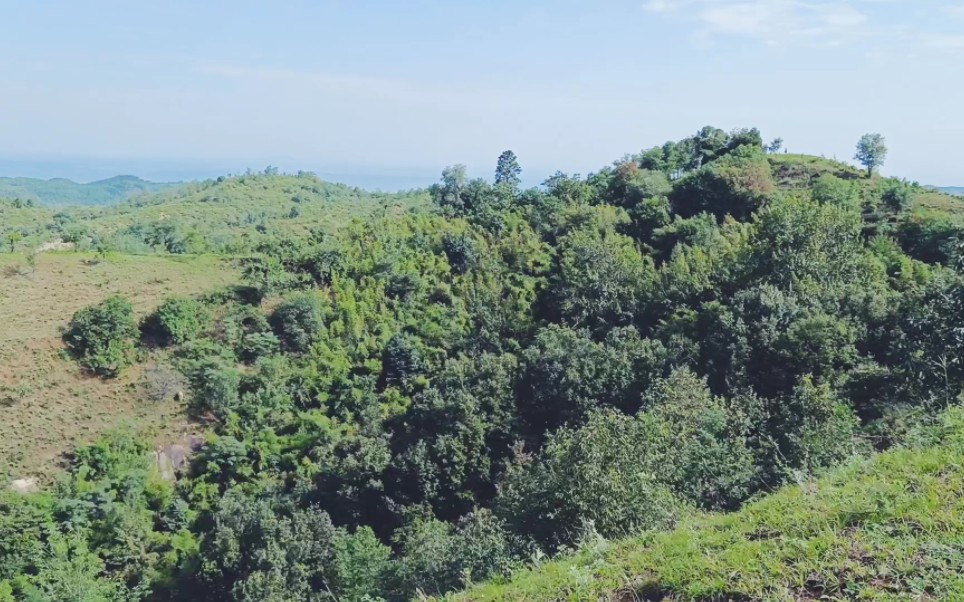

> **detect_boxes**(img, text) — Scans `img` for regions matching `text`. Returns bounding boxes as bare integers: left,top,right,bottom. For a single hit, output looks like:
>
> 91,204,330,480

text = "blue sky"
1,0,961,187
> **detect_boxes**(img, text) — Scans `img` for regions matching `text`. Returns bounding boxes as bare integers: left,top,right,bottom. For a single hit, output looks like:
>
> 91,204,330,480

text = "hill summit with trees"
2,127,964,601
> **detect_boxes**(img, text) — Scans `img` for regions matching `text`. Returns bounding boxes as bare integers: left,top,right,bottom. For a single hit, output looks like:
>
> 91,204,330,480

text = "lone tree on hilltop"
494,150,522,189
855,133,887,177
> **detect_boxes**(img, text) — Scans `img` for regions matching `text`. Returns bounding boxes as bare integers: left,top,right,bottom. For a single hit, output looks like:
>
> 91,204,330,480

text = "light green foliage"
16,131,964,601
4,172,428,255
0,431,194,600
855,132,888,177
447,407,964,602
811,173,860,209
496,409,683,549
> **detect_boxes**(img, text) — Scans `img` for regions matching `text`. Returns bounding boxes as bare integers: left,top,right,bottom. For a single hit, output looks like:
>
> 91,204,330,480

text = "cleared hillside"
0,252,238,481
447,408,964,602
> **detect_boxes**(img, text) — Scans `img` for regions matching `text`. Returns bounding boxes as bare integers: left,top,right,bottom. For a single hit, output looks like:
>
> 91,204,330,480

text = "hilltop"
1,170,430,254
0,175,178,206
3,129,964,601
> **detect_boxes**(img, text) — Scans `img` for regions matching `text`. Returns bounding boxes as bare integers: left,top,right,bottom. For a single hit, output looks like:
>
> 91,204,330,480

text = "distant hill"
1,171,429,254
0,175,179,206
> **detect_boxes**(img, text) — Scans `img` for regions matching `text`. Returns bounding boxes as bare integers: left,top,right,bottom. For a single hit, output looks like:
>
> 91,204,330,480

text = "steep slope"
0,253,239,482
447,409,964,602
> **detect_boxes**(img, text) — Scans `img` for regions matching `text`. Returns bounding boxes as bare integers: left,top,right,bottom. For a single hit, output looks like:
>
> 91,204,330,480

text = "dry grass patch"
0,252,238,481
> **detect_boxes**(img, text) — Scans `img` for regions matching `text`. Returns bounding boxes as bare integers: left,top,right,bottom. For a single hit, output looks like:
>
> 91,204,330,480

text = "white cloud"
944,3,964,17
643,0,872,46
645,0,964,53
921,33,964,50
643,0,678,12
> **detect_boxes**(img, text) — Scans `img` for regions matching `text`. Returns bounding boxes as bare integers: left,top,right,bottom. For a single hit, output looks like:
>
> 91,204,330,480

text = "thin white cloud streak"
644,0,960,52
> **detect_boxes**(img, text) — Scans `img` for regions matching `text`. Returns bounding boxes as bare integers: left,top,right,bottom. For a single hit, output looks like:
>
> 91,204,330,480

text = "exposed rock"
154,440,198,482
36,240,76,253
155,451,176,482
10,477,39,494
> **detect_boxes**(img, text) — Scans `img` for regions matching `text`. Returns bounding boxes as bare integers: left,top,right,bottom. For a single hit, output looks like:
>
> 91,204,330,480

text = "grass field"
447,409,964,601
911,190,964,217
0,252,238,482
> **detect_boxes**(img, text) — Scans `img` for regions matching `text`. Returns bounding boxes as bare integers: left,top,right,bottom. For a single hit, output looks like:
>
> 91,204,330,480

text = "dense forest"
3,127,964,601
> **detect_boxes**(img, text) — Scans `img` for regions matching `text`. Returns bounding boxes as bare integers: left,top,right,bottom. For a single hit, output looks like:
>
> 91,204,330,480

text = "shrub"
143,297,208,346
495,410,682,549
269,293,324,353
392,509,522,598
63,295,138,377
239,332,280,362
670,145,775,221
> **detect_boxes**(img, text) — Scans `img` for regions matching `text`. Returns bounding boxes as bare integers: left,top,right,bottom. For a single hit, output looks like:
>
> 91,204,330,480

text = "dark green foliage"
63,295,138,377
496,409,682,549
270,292,325,353
392,509,523,597
494,150,522,189
549,226,654,331
20,130,964,601
198,491,337,601
879,178,914,214
329,527,392,601
670,145,775,221
896,212,961,264
144,296,208,345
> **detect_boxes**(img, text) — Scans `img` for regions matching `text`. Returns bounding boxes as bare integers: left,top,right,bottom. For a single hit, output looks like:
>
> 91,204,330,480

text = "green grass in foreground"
447,409,964,601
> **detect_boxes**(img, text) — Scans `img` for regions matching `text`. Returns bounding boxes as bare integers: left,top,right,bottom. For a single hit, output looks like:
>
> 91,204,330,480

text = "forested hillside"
0,175,176,206
447,407,964,600
3,127,964,602
1,169,429,255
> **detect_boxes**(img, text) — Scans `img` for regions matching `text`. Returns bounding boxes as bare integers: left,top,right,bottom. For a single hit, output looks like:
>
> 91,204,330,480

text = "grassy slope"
769,154,964,218
3,173,429,253
89,173,429,241
0,174,427,479
0,252,238,482
0,175,177,206
448,410,964,602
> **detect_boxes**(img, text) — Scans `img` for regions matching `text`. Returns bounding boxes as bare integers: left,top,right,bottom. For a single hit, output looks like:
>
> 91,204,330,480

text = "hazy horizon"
2,1,962,188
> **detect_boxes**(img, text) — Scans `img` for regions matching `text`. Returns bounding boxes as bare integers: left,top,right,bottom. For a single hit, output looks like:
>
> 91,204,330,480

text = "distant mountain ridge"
0,174,179,205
